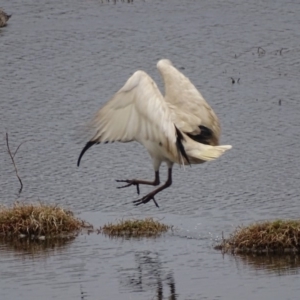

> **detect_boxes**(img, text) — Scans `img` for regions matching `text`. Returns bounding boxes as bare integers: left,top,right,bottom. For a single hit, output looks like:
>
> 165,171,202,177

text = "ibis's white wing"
157,59,220,143
90,70,176,147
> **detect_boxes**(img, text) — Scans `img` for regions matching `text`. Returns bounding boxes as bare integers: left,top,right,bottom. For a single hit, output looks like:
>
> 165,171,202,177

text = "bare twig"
13,140,28,158
5,133,23,193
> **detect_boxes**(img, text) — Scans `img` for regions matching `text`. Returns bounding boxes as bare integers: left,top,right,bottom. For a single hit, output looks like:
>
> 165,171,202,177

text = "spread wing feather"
89,70,177,146
157,59,221,145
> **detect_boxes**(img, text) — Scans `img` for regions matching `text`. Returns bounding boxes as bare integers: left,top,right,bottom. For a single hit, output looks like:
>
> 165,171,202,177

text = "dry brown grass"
0,202,92,238
99,217,172,238
215,220,300,254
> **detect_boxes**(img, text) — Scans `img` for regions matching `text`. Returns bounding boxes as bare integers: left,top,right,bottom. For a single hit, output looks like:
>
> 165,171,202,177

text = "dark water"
1,0,300,299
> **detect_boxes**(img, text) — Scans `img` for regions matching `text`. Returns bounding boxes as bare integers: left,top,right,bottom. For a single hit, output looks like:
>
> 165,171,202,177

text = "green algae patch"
100,217,172,238
0,202,92,239
215,220,300,254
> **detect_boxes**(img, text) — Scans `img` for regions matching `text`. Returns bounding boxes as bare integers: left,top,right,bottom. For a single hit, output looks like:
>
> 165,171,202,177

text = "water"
1,0,300,299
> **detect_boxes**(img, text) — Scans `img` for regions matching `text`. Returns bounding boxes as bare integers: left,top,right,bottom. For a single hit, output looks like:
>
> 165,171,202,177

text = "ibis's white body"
85,59,231,170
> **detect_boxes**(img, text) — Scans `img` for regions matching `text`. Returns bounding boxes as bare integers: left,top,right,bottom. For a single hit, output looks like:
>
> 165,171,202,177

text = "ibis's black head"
77,141,97,167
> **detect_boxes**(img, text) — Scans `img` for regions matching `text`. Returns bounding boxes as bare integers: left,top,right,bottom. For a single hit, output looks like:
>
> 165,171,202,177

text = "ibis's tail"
187,143,232,162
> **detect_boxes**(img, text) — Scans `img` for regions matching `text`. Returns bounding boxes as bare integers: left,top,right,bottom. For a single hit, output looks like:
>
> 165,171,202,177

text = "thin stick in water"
5,133,24,193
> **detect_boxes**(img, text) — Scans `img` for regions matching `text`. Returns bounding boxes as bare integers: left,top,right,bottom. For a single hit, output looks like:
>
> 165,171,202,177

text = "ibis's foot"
116,179,140,194
133,193,159,208
131,169,172,208
116,173,160,195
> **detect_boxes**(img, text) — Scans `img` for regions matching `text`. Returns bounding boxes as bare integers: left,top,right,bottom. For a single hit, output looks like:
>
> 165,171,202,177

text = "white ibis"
78,59,232,207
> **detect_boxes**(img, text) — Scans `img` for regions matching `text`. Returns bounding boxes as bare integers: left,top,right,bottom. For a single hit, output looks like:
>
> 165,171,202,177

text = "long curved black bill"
77,141,97,167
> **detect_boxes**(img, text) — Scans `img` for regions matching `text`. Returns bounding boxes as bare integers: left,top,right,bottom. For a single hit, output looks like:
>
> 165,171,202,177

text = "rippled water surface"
1,0,300,299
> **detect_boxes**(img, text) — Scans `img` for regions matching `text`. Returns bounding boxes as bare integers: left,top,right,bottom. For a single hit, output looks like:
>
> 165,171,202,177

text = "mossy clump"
100,217,172,238
0,202,92,239
215,220,300,254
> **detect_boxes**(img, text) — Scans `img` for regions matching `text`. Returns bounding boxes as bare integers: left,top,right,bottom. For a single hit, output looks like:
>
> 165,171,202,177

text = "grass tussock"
100,217,172,238
0,202,92,238
215,220,300,254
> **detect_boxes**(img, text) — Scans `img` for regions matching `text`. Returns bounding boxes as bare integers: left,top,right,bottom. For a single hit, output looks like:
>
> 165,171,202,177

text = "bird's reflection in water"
119,250,177,299
156,272,176,300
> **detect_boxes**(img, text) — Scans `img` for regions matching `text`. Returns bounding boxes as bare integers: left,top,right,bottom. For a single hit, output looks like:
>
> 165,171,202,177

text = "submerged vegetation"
100,217,172,238
0,235,76,256
234,252,300,276
215,220,300,254
0,202,92,239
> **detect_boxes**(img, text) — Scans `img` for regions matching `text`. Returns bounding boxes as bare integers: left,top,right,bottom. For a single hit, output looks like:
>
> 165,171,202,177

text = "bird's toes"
152,197,159,208
133,195,159,208
133,197,147,206
116,179,140,194
117,182,132,189
133,198,143,205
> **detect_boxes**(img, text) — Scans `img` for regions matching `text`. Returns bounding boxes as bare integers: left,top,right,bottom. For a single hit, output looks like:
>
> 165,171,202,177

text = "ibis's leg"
133,168,172,208
116,171,160,195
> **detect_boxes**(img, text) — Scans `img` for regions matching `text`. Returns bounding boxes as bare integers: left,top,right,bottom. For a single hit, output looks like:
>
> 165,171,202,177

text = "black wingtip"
77,141,97,167
186,125,213,145
175,126,190,165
